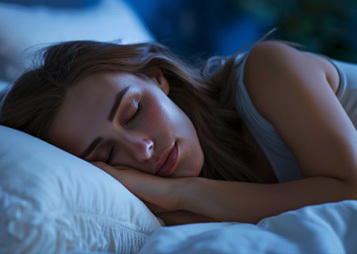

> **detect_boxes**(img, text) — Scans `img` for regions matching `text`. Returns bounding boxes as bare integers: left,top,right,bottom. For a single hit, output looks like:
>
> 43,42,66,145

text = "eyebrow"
108,86,130,121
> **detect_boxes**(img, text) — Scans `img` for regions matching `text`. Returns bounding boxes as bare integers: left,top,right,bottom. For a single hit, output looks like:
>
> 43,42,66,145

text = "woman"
1,37,357,225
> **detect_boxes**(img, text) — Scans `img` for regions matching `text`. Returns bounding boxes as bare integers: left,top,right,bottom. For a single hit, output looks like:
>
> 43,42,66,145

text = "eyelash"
106,145,116,164
127,102,142,124
106,102,142,164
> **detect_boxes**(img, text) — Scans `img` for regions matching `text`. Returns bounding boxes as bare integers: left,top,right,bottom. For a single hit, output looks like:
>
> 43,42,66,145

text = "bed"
1,1,357,253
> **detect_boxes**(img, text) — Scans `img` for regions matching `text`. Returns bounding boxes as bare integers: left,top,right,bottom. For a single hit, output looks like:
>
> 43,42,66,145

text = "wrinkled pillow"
0,125,161,253
0,0,154,81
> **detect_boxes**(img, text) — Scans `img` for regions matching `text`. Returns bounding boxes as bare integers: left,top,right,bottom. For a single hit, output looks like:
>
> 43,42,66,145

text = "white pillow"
0,79,8,92
0,125,161,253
0,0,154,81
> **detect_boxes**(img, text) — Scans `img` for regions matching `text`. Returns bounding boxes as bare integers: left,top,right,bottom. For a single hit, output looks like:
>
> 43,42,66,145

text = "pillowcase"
0,125,162,253
0,0,154,82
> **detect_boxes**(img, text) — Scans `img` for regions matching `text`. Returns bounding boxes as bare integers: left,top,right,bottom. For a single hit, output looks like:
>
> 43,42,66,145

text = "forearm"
95,162,356,224
95,163,183,210
179,177,357,223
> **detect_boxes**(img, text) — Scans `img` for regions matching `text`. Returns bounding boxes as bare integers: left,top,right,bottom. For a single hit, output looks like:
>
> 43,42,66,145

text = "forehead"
69,72,124,98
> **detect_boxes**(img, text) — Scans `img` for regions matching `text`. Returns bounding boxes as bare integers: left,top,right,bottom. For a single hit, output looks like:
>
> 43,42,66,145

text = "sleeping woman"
1,35,357,225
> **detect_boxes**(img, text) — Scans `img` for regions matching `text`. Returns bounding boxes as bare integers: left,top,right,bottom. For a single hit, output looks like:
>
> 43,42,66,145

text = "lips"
155,142,178,177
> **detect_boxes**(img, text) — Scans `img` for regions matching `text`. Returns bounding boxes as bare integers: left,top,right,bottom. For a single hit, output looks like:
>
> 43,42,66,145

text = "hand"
92,161,183,212
92,161,152,187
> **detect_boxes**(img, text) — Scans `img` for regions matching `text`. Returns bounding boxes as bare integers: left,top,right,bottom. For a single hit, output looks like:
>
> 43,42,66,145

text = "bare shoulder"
245,40,338,81
244,40,320,89
243,41,302,121
246,40,296,63
243,40,339,121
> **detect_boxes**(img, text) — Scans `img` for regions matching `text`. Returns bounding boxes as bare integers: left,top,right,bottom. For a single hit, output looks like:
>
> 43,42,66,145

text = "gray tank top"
234,52,357,182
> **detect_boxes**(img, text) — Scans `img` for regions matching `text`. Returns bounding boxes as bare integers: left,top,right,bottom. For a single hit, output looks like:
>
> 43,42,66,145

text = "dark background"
2,0,357,62
130,0,357,63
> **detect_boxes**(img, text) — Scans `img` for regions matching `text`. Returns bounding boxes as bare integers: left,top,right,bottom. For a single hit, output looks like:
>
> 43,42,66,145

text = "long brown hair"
0,40,259,182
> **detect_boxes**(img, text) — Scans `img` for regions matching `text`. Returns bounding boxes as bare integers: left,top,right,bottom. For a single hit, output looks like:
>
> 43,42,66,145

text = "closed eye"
127,101,142,124
106,145,116,164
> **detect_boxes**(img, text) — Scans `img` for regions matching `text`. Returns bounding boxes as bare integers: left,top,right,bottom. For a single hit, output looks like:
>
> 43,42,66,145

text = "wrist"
173,177,197,210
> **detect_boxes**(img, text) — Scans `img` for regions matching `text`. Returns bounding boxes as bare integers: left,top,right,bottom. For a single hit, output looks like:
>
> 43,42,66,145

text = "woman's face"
48,70,204,178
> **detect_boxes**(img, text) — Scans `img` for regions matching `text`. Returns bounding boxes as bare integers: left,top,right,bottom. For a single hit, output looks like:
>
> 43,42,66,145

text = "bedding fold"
139,200,357,254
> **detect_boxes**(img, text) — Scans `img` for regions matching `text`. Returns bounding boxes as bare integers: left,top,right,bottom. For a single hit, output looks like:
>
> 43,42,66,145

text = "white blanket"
140,200,357,254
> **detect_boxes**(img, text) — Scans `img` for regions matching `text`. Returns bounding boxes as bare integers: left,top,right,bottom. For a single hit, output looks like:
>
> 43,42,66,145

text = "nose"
121,132,154,162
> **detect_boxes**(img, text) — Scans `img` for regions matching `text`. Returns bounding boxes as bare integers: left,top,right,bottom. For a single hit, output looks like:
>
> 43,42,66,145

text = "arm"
98,163,356,223
96,41,357,223
94,163,218,225
196,41,357,222
179,176,354,223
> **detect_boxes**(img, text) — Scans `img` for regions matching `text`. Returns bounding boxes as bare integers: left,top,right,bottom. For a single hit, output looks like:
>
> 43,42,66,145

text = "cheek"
138,105,170,143
146,99,176,129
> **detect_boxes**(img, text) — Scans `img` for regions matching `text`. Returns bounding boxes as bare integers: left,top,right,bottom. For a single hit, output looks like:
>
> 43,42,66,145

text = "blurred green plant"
233,0,357,62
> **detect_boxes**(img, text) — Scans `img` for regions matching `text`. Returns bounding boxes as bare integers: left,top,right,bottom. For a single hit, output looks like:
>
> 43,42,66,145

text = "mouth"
155,142,178,177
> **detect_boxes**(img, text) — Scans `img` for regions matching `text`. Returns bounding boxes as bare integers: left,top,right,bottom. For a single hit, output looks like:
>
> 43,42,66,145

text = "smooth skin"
51,41,357,225
49,70,204,178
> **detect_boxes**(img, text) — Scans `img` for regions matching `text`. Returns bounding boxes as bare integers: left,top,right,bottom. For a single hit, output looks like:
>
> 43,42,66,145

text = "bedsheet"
139,200,357,254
